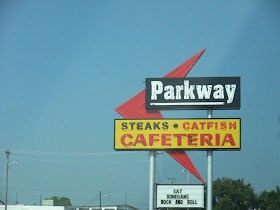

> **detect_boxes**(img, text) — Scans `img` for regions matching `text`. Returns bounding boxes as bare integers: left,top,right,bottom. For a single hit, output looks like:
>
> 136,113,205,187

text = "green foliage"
46,196,72,206
211,178,280,209
212,177,257,210
258,186,280,209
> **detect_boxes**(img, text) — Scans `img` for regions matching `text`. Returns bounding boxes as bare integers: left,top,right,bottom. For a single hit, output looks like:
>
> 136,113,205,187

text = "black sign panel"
145,77,240,110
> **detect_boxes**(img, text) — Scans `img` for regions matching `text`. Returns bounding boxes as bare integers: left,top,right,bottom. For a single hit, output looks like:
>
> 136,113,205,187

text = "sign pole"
149,150,155,210
207,109,213,210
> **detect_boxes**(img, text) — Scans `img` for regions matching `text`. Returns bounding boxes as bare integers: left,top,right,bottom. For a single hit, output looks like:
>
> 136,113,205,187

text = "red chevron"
115,49,206,184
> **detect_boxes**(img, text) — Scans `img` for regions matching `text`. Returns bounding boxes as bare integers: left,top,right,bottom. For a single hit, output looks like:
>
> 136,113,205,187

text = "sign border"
156,184,205,209
114,118,241,151
145,77,241,110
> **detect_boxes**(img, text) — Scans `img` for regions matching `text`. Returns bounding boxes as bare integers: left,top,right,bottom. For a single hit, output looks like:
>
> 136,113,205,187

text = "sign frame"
145,77,240,110
156,184,205,209
114,118,241,151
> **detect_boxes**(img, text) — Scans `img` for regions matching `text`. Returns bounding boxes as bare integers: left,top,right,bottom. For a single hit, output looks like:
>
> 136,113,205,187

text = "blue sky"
1,0,280,208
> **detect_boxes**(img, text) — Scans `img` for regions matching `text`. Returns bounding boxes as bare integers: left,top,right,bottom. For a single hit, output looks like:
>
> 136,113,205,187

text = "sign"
145,77,240,110
42,199,54,206
114,118,241,150
156,184,204,208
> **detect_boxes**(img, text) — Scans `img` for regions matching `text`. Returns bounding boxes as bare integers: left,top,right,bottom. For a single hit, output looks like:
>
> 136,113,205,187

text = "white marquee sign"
156,184,204,208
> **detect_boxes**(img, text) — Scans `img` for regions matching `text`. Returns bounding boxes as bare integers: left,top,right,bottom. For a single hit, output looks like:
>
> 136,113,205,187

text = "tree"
46,196,72,206
212,177,257,210
258,186,280,209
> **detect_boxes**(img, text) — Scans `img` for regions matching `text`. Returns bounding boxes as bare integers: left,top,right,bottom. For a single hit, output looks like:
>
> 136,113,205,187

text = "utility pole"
99,191,101,210
40,194,42,206
125,192,127,205
15,192,18,205
137,194,139,210
5,149,11,210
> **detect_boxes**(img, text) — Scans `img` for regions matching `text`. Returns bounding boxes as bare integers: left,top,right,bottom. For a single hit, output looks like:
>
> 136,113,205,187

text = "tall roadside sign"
115,49,241,210
145,76,241,210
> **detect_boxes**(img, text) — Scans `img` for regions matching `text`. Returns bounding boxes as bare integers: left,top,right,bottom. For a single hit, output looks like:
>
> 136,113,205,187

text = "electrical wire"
10,155,148,166
1,148,135,157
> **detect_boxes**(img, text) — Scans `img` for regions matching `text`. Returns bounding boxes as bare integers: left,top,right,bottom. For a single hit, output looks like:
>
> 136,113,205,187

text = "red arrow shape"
116,49,206,184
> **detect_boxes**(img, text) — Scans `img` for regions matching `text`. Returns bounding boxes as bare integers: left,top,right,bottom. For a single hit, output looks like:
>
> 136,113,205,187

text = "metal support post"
149,150,155,210
207,110,213,210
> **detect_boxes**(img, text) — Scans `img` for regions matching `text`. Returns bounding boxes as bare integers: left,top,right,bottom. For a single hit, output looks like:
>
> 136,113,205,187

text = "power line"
1,148,135,157
10,155,148,166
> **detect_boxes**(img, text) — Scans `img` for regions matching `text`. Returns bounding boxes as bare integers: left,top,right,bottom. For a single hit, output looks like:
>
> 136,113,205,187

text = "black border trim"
145,77,241,110
114,118,241,151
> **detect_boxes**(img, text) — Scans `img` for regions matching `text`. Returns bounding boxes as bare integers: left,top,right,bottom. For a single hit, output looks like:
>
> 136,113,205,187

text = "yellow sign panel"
114,119,241,150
